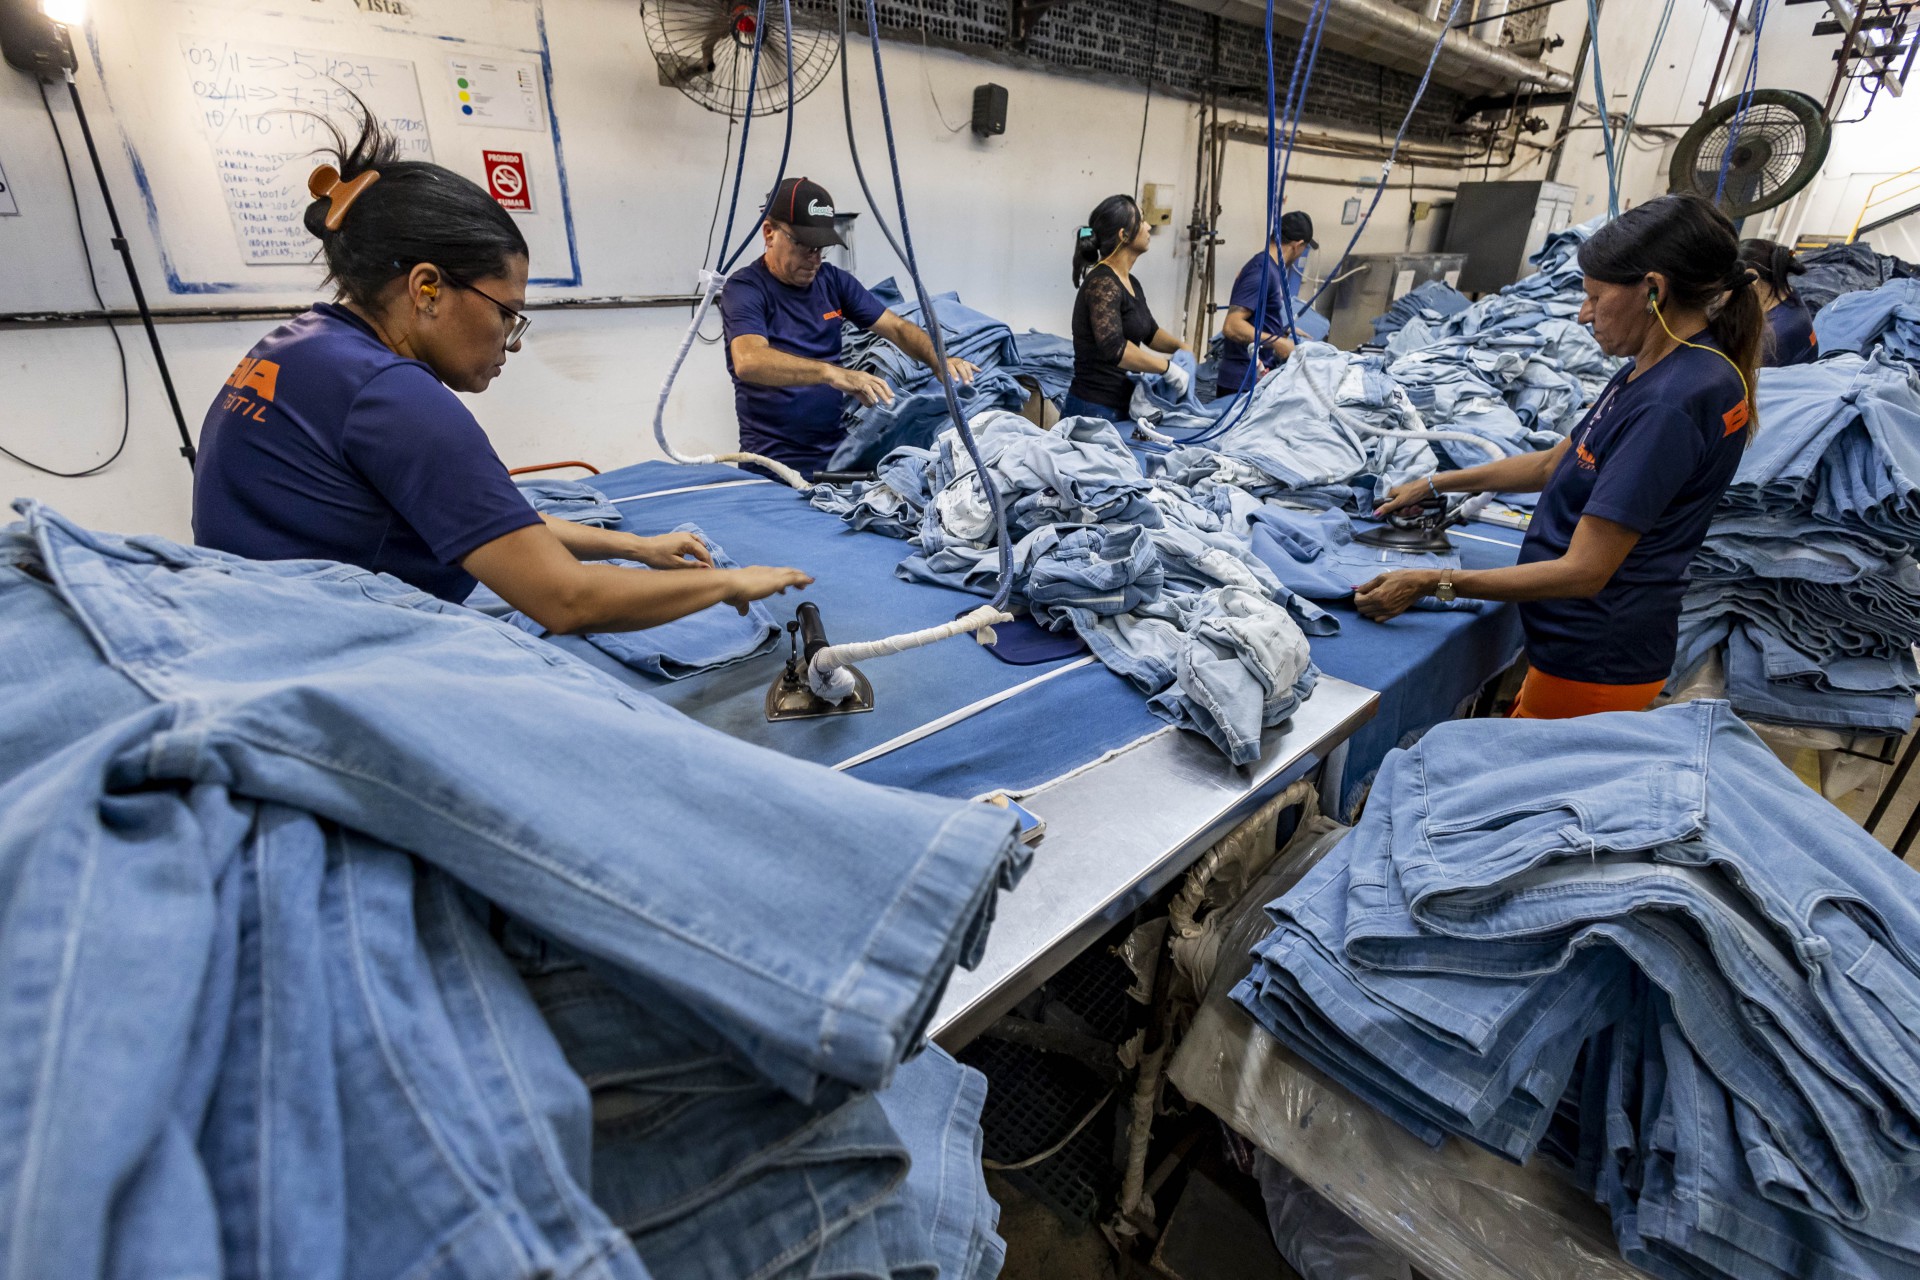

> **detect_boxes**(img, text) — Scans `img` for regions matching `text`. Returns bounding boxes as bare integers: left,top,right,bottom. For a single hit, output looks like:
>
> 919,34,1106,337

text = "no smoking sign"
483,150,532,212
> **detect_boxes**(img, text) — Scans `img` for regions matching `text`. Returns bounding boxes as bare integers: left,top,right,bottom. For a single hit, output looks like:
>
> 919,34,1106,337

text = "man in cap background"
1212,210,1329,401
720,177,977,477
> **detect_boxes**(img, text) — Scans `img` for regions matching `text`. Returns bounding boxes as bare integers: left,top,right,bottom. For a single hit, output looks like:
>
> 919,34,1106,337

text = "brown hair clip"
307,164,381,233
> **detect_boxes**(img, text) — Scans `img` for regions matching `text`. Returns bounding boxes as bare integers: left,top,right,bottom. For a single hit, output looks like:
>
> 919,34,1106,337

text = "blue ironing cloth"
581,462,1167,797
595,462,1515,815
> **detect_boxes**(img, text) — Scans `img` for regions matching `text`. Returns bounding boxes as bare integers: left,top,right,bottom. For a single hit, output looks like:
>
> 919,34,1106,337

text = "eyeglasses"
446,272,532,345
772,225,824,258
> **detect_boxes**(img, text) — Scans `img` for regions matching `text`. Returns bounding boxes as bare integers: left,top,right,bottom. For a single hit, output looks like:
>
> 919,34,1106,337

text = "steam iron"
765,602,875,722
1355,495,1464,555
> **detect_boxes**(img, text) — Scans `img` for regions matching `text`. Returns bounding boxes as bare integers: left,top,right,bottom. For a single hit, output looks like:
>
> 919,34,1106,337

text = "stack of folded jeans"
1797,241,1919,315
0,502,1017,1280
1818,278,1920,362
1232,700,1920,1280
813,411,1322,764
1675,352,1920,733
829,281,1076,471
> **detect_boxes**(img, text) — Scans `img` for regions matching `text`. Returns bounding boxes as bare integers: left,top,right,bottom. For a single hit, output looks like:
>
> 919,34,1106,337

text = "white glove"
1161,359,1191,397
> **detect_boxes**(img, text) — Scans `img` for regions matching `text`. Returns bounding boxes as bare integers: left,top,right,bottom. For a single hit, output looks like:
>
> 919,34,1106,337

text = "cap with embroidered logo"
766,177,846,249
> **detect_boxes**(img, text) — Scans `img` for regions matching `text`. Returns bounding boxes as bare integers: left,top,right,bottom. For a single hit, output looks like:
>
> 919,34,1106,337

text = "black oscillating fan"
640,0,838,116
1668,89,1832,219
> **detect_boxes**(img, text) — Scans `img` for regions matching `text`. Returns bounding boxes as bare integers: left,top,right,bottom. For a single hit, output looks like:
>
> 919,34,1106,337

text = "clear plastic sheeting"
1166,820,1650,1280
1256,1155,1412,1280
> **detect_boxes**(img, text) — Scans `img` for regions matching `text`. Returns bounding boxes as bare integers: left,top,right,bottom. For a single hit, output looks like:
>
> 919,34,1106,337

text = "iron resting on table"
766,602,875,721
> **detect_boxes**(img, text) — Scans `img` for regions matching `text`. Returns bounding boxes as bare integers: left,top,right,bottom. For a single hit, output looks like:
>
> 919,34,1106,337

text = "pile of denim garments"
1367,279,1470,345
812,410,1324,765
827,281,1077,471
1378,220,1621,461
1818,278,1920,363
0,501,1020,1280
1153,342,1440,501
1232,700,1920,1280
1674,352,1920,734
1797,241,1919,315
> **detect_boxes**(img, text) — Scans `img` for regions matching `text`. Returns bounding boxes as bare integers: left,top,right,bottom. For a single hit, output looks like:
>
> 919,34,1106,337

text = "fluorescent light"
41,0,87,24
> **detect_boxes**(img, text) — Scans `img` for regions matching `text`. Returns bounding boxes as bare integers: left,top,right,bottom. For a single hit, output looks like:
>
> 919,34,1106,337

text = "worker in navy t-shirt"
1354,195,1763,719
720,177,978,478
193,107,810,632
1213,210,1322,400
1741,238,1819,367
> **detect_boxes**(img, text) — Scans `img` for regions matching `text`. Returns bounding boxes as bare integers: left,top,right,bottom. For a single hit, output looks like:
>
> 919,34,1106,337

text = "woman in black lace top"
1063,195,1191,423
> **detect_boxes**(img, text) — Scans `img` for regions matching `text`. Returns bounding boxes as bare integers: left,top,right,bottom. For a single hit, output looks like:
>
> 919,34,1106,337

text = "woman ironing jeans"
1354,195,1762,720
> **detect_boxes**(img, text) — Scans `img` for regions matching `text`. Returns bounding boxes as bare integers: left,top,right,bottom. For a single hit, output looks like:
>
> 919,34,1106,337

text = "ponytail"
1578,194,1760,437
1072,194,1142,287
1738,237,1806,301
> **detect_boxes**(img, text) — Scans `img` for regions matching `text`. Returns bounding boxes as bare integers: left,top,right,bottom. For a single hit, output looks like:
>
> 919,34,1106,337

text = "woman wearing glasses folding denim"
193,103,810,634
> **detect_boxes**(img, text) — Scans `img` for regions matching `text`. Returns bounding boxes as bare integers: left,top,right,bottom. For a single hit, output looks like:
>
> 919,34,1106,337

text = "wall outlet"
1140,182,1174,228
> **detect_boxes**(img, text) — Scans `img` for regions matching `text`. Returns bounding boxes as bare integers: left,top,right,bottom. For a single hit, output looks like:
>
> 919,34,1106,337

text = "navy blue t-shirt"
192,303,540,602
1765,296,1818,367
719,257,888,473
1213,252,1328,398
1517,336,1748,684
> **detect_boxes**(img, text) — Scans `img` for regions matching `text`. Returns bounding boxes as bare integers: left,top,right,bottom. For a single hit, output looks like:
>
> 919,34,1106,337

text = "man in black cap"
1213,210,1325,401
720,176,976,477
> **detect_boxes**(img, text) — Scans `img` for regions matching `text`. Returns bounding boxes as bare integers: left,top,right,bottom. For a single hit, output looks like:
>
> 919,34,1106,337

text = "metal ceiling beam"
1164,0,1576,94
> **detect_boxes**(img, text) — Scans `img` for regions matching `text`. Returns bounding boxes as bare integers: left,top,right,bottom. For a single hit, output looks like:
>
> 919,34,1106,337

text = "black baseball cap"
766,177,845,249
1279,211,1318,249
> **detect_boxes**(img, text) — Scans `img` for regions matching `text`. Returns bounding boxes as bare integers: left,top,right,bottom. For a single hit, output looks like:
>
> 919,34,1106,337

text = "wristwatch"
1435,570,1456,604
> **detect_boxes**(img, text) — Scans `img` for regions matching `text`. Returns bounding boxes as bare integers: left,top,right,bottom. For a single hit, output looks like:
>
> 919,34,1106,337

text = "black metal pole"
63,72,197,468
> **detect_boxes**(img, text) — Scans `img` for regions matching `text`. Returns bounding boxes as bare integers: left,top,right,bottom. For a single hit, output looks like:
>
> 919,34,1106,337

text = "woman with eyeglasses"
193,106,810,632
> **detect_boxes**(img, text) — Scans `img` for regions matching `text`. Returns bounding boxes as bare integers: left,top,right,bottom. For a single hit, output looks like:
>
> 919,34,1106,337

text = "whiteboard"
86,0,581,296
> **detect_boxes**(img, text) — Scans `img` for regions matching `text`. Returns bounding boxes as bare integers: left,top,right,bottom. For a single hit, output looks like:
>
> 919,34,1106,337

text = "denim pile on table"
1129,349,1218,432
1155,343,1438,501
1377,220,1621,459
1674,352,1920,733
812,410,1323,765
1367,279,1470,346
0,501,1017,1280
1797,241,1919,315
1231,700,1920,1280
1818,278,1920,362
828,280,1075,471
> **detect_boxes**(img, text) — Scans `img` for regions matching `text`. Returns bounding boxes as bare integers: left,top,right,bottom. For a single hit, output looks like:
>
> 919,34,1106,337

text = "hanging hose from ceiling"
1300,0,1468,315
797,0,1018,699
1615,0,1677,176
1714,0,1773,206
1582,0,1620,218
651,0,808,488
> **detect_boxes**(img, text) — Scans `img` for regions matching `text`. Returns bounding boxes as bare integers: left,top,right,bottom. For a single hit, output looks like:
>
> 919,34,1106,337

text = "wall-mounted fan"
1668,89,1832,219
640,0,838,116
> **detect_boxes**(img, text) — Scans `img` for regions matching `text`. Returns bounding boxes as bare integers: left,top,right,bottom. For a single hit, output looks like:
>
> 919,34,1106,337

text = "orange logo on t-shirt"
1722,399,1750,437
219,356,280,424
822,308,844,321
1575,442,1598,469
224,356,280,401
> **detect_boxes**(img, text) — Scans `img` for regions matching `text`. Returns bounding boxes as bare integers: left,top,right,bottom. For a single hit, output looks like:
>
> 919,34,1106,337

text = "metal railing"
1850,162,1920,241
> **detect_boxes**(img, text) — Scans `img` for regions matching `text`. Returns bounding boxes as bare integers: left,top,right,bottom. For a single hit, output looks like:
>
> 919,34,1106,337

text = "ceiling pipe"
1166,0,1575,94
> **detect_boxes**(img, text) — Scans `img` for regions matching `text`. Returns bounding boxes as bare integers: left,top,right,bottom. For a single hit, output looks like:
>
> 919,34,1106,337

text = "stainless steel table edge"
930,676,1380,1049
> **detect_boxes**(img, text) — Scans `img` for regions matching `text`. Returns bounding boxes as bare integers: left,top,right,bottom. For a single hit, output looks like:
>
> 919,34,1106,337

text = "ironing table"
533,461,1376,1045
